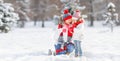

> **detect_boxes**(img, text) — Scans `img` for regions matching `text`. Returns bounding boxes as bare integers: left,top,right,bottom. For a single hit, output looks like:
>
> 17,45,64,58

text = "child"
55,9,83,55
72,9,85,57
60,9,83,43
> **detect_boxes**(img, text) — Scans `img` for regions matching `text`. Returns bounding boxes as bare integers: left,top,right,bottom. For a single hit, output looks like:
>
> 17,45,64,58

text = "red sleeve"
58,24,63,29
56,49,64,54
73,19,83,28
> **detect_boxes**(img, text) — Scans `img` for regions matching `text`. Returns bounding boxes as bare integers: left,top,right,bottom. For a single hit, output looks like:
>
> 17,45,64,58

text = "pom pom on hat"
76,10,80,12
64,9,69,14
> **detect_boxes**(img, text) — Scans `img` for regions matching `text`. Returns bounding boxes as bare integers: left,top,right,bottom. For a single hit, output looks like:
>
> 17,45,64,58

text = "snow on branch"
107,2,116,8
0,0,19,26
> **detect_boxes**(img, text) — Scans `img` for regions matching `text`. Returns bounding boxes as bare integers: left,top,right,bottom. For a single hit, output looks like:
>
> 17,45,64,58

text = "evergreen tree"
0,0,19,33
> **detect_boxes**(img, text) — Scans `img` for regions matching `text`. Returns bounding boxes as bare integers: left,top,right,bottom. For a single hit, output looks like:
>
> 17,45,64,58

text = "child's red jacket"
58,19,83,37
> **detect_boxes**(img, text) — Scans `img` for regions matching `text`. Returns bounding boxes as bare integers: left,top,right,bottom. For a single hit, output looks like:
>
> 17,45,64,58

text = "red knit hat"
63,9,72,21
63,14,72,21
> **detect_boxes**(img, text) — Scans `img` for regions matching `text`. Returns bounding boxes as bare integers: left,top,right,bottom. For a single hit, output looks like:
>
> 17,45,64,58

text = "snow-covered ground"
0,21,120,61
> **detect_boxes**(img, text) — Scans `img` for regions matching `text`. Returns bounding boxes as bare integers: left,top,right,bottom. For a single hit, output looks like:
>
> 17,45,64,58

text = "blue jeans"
58,36,64,44
74,40,82,56
66,43,75,53
54,43,75,55
58,36,72,44
54,44,66,55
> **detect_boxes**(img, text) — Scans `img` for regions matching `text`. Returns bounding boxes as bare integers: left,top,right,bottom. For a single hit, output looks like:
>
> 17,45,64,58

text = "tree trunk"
42,20,45,28
89,0,94,26
90,15,94,26
34,20,37,26
34,16,38,26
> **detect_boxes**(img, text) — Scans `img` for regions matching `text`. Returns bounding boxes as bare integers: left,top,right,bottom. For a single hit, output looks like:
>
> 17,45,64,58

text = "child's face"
65,18,72,24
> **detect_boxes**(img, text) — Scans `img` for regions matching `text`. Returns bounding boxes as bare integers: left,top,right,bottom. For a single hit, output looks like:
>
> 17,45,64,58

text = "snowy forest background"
0,0,120,61
3,0,120,27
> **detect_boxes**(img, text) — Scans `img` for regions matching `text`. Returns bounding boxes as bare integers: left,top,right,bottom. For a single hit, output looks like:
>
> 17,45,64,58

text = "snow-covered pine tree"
102,2,120,32
0,0,19,33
